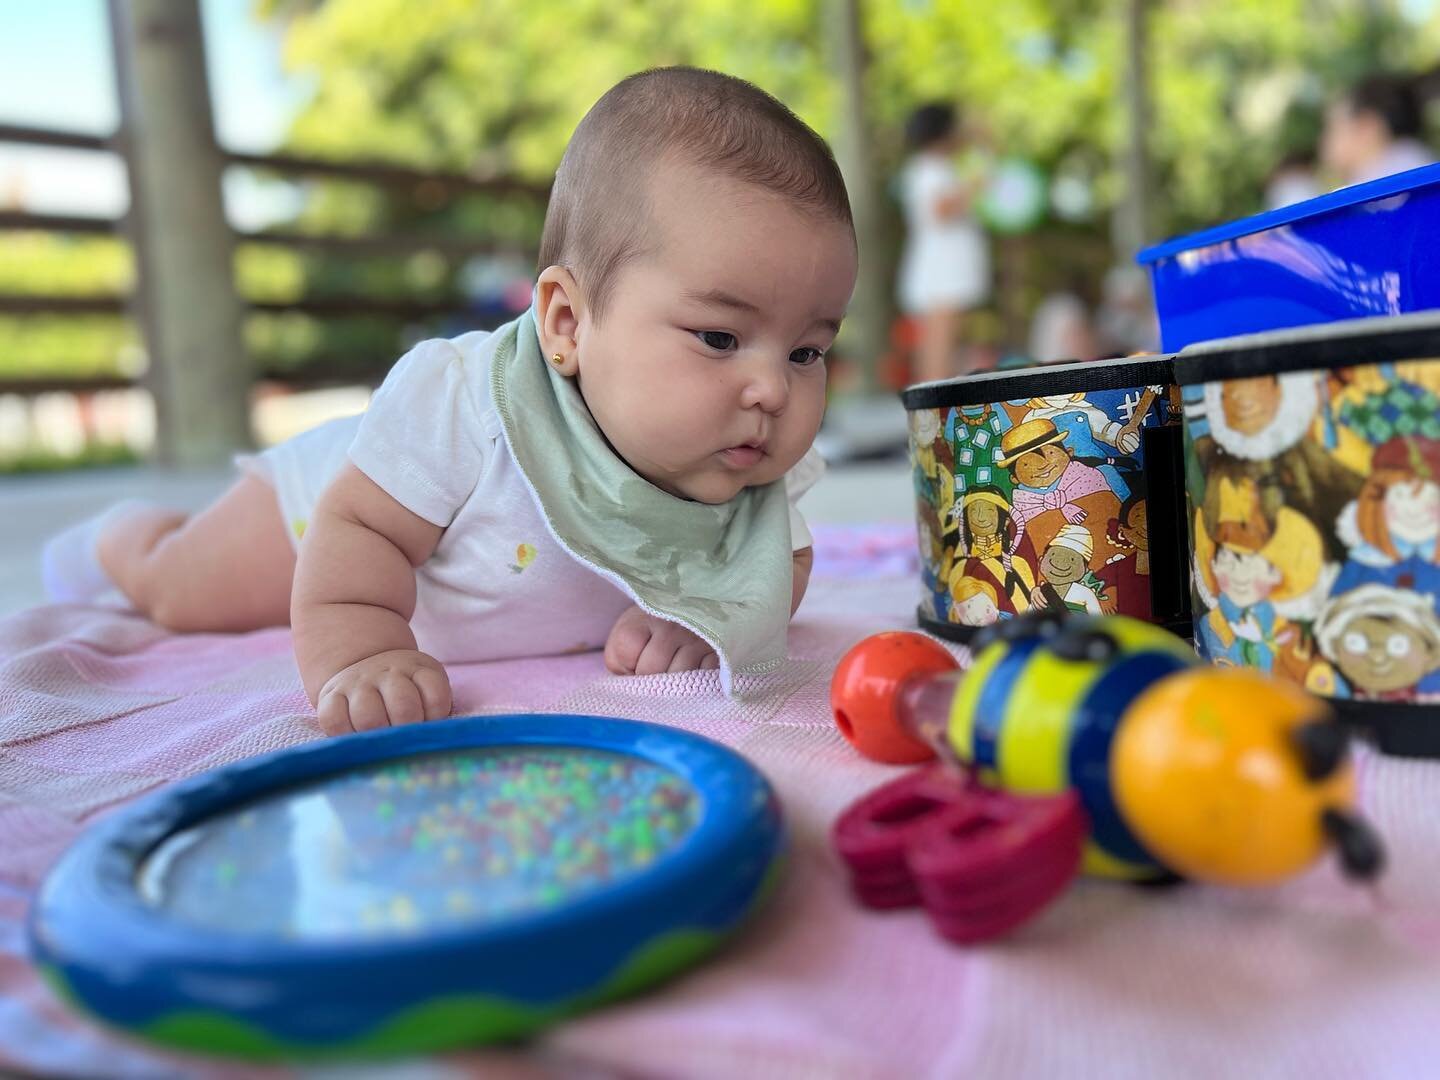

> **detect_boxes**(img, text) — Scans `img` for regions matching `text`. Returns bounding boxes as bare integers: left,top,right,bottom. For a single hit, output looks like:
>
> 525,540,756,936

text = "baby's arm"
603,547,814,676
791,545,814,614
291,463,452,735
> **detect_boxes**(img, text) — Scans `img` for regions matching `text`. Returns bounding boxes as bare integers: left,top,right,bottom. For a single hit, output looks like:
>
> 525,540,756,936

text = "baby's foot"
40,499,146,604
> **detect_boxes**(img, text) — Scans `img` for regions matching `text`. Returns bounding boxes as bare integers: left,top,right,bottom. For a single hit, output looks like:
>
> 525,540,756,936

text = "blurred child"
1264,150,1321,210
895,102,989,383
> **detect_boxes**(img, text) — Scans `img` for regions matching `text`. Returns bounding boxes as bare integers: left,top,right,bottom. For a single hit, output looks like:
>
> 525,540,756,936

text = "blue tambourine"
29,713,784,1060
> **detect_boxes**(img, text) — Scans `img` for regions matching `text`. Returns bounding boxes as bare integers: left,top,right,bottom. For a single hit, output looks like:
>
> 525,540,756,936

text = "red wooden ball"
831,631,958,763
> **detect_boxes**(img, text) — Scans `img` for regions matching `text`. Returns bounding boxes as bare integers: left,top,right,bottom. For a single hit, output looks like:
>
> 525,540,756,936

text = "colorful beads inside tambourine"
142,746,701,939
832,766,1087,943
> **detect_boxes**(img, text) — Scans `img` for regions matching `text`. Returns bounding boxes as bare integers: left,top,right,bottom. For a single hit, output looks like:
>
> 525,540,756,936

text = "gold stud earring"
550,353,565,366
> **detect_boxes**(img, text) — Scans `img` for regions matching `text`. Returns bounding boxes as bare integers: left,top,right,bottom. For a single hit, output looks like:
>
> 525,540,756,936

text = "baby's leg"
98,473,296,632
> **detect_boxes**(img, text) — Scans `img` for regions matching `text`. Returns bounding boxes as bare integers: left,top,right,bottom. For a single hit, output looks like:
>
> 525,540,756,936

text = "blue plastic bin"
1137,162,1440,351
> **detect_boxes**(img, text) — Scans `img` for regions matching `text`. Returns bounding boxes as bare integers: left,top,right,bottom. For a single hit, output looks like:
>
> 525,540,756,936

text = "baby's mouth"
720,440,766,468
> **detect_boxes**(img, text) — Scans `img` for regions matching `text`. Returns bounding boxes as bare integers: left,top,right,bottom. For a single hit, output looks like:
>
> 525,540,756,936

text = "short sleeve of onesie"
348,338,486,527
784,446,826,551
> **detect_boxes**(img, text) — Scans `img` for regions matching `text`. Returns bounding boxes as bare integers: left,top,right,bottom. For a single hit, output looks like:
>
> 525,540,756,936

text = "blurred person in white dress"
896,103,990,384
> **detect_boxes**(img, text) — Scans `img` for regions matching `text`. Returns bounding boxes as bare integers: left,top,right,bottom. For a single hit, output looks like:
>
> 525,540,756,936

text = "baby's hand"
604,605,719,676
316,649,453,736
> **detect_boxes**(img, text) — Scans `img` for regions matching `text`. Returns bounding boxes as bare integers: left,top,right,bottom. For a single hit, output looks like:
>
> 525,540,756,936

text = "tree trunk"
823,0,889,395
1112,0,1152,260
109,0,252,465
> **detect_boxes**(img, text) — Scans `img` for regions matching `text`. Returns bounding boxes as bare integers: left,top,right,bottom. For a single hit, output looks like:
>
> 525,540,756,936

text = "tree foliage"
8,0,1440,382
244,0,1440,372
263,0,1440,235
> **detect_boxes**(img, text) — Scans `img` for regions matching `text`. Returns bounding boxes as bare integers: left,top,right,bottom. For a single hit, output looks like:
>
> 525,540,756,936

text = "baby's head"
534,67,857,504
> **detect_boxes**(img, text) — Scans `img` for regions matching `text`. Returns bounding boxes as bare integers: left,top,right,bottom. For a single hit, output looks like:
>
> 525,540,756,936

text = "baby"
43,68,857,736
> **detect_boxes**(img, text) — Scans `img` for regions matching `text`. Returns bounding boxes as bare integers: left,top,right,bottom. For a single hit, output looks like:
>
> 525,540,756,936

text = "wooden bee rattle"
829,612,1384,943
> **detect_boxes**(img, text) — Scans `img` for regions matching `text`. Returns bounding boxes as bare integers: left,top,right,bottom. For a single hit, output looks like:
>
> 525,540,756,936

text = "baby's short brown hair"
538,67,853,320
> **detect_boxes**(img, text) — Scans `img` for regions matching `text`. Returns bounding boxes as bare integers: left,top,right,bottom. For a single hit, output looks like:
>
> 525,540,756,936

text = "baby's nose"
741,359,789,413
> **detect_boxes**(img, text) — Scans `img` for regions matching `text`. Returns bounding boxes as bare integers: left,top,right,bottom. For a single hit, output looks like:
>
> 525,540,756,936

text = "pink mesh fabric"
3,523,1440,1078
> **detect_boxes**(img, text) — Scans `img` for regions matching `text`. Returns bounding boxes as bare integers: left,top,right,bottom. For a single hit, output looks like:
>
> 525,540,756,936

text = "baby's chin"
633,451,799,504
662,466,785,505
668,474,749,505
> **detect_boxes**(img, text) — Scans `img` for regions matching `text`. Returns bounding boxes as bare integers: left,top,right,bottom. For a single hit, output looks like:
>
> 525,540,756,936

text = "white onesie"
244,331,825,665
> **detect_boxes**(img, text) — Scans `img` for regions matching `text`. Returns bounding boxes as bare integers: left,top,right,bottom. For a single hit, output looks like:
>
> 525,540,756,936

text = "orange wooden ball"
1113,667,1356,884
831,631,958,763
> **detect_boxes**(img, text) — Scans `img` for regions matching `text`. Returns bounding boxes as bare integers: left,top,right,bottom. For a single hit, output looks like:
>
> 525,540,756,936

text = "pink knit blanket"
4,524,1440,1079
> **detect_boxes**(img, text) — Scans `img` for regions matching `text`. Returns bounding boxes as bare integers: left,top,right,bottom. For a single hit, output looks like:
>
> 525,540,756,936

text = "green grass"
0,443,141,475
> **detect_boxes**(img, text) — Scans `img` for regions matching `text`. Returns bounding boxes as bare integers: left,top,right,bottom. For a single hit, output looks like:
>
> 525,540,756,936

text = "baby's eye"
697,330,737,352
1387,633,1413,657
790,347,825,366
1343,631,1368,655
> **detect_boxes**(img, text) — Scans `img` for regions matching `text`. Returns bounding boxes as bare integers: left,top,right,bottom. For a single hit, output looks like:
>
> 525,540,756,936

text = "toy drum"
1175,312,1440,757
902,355,1190,644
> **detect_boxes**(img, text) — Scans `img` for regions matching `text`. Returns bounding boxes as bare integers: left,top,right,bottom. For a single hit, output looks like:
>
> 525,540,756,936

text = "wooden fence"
0,124,548,390
0,0,549,466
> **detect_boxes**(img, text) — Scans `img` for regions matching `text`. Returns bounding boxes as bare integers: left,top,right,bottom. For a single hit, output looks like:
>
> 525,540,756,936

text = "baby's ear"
535,265,585,376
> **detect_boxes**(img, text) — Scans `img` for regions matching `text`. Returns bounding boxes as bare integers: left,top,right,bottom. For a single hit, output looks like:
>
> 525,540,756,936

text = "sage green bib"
490,310,794,691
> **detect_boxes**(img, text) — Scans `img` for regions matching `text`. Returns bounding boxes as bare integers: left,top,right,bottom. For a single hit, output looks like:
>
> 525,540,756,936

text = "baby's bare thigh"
157,472,297,630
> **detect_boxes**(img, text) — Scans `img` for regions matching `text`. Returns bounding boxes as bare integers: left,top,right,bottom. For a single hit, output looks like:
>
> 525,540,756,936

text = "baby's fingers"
378,673,425,727
667,641,715,673
347,685,390,733
605,622,651,675
412,665,453,721
317,690,354,737
634,632,682,676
